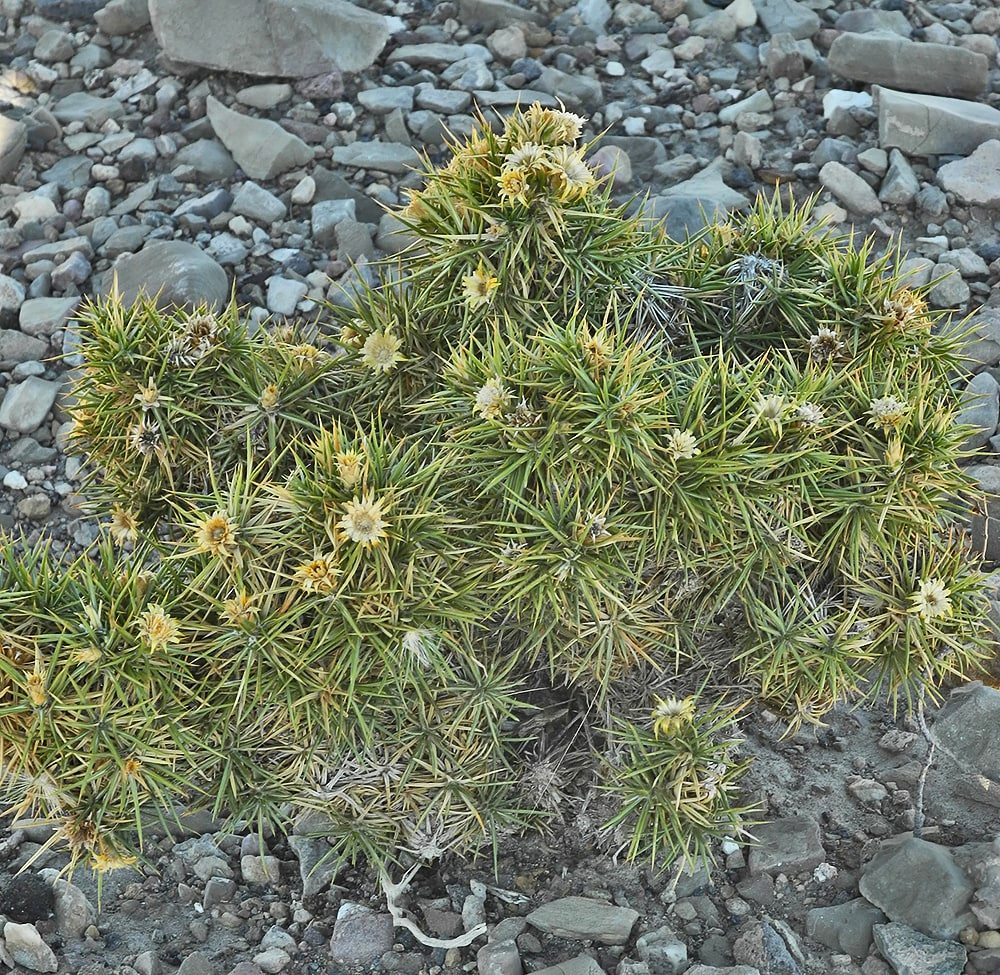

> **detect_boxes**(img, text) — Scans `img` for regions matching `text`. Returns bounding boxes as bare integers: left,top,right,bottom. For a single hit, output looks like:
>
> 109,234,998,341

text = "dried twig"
380,863,487,949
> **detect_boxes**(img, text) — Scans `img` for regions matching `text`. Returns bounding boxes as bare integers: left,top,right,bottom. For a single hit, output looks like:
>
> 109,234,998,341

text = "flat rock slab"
937,140,1000,207
859,837,975,939
530,956,604,975
330,142,422,174
105,239,229,311
829,34,987,99
526,896,639,945
747,815,824,876
876,86,1000,157
873,922,967,975
932,683,1000,781
150,0,389,76
206,96,312,180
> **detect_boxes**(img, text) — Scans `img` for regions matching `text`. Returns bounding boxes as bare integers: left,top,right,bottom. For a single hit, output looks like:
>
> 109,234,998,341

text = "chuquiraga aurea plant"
0,103,993,890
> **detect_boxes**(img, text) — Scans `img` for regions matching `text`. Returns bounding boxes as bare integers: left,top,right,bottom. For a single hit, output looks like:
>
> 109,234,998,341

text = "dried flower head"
883,290,929,330
259,384,280,413
462,263,500,309
223,591,259,626
754,394,787,425
808,327,844,364
884,437,905,470
339,322,363,349
129,420,161,457
361,328,404,374
72,646,102,665
651,695,695,737
666,429,700,460
910,578,952,620
867,395,909,429
338,495,390,548
194,511,240,561
121,757,143,780
294,555,339,594
401,629,436,668
134,380,161,410
336,450,364,489
107,505,139,545
26,671,47,707
474,377,510,420
139,605,180,651
795,402,825,429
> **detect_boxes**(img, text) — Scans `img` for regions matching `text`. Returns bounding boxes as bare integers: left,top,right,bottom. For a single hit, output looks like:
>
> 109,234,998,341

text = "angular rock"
0,116,26,180
0,377,61,434
330,141,421,174
643,158,749,240
529,957,603,975
733,920,800,975
876,87,1000,157
329,902,394,965
829,34,988,99
748,816,824,876
232,182,287,224
879,149,920,205
859,837,975,939
526,896,639,946
149,0,389,76
806,898,885,958
458,0,543,29
602,136,665,181
636,926,687,975
686,968,759,975
38,871,95,939
206,97,312,180
106,240,229,311
173,139,236,181
0,332,47,370
51,92,125,127
933,683,1000,781
0,875,54,924
957,372,1000,452
0,274,25,327
927,263,969,309
819,161,881,216
872,922,966,975
754,0,820,39
937,141,1000,208
477,939,522,975
2,922,57,973
95,0,151,34
287,835,336,897
836,8,911,35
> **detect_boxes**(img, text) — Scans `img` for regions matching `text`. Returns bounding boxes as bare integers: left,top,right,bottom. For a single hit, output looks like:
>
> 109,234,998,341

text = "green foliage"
0,105,993,881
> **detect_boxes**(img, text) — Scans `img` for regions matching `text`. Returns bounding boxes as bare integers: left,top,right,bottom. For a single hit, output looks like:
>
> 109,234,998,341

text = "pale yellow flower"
193,511,239,561
552,109,586,143
666,429,700,460
107,505,139,546
26,671,47,707
259,384,280,412
474,377,510,420
71,646,102,665
463,264,500,308
223,591,259,626
139,605,180,651
652,695,695,737
867,395,908,429
134,380,161,410
497,167,532,207
795,402,824,429
548,145,595,201
339,322,363,348
361,328,404,374
910,578,952,620
504,142,547,171
293,554,339,594
583,331,612,370
754,393,787,425
338,495,390,548
336,450,364,489
120,757,143,780
91,847,138,874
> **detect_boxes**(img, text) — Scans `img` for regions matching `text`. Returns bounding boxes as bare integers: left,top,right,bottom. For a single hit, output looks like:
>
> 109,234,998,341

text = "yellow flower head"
503,142,548,171
361,328,404,374
108,505,139,546
885,437,905,470
223,591,259,626
651,695,696,737
339,322,363,349
463,264,500,309
336,450,365,489
910,578,952,620
293,554,339,594
552,109,587,143
497,167,532,207
72,646,102,665
547,145,595,201
121,757,143,780
867,395,908,429
754,393,787,425
583,330,612,370
400,190,429,222
290,343,325,373
26,671,47,707
92,845,138,874
338,495,390,548
134,380,161,410
259,383,280,412
474,377,510,420
666,429,700,460
139,605,180,651
194,511,240,561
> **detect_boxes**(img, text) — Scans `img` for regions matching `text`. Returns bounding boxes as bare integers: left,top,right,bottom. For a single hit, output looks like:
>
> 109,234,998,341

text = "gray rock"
329,902,394,965
0,274,25,326
933,684,1000,781
937,140,1000,208
754,0,819,39
416,88,472,113
330,141,421,174
0,378,60,434
173,139,237,181
806,898,885,958
40,156,92,190
589,145,632,188
602,136,665,180
828,34,987,99
312,198,357,247
19,297,79,338
36,0,107,14
526,896,639,946
879,149,920,205
857,147,889,176
644,158,749,240
458,0,543,29
51,92,125,128
241,854,281,885
37,871,95,939
876,87,1000,157
173,189,233,221
747,816,824,876
967,465,1000,561
819,161,882,215
358,87,415,114
236,83,293,110
686,968,759,975
203,876,236,909
2,922,57,973
957,371,1000,451
35,29,75,62
95,0,151,34
149,0,389,76
0,332,47,370
177,951,214,975
537,67,603,110
106,240,229,311
206,97,312,180
859,837,975,939
388,43,470,65
312,169,384,222
477,939,522,975
733,921,800,975
529,957,603,975
207,234,249,267
232,182,287,224
835,8,912,36
287,835,336,897
336,220,375,262
927,263,969,309
636,926,687,975
718,89,774,125
0,116,26,180
266,278,308,316
376,213,420,255
872,922,966,975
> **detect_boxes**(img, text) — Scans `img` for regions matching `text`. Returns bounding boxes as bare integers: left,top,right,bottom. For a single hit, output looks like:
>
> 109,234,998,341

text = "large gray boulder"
104,240,229,311
149,0,389,77
876,87,1000,157
206,97,312,180
933,683,1000,782
829,34,988,99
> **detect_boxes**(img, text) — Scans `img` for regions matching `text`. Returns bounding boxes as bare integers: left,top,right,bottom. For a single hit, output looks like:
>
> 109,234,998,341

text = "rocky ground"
3,0,1000,972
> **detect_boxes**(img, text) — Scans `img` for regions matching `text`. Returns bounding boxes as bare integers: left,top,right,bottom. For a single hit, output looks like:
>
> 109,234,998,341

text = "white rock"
3,922,58,973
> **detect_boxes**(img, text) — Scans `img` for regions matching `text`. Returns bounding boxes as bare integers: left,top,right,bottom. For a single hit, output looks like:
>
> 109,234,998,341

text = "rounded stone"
104,240,230,311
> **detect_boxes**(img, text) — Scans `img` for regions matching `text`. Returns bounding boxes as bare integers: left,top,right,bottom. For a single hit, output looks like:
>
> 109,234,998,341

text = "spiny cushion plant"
0,105,993,883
